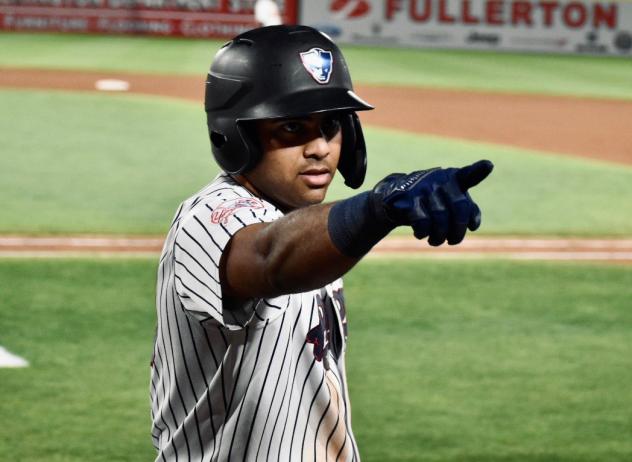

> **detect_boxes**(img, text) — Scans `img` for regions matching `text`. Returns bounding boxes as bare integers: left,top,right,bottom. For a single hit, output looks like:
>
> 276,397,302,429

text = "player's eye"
280,121,304,134
321,116,341,141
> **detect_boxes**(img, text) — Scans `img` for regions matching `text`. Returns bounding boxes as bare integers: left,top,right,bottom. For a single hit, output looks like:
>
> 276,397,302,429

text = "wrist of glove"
328,191,397,258
371,160,493,246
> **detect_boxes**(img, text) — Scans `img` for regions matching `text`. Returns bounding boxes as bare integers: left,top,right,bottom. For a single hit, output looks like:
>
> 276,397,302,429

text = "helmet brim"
240,88,374,121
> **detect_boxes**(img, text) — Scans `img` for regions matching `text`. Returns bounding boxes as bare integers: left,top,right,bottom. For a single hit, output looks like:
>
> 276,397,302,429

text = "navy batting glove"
372,160,494,246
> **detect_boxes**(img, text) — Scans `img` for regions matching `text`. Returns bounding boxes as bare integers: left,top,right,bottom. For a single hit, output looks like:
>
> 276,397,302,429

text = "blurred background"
1,1,631,461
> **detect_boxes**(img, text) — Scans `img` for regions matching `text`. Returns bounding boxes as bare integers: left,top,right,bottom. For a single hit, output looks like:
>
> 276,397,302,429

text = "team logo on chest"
299,48,333,84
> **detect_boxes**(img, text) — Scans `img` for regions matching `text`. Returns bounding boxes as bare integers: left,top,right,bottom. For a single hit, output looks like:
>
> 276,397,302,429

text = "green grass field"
1,33,631,236
2,89,631,236
1,258,631,461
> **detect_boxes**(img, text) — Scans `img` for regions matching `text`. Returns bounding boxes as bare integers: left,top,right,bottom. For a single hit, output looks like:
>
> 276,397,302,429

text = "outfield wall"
0,0,297,37
303,0,632,56
0,0,630,56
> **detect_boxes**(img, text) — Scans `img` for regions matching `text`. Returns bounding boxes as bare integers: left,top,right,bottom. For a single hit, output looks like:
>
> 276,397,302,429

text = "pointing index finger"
455,160,494,192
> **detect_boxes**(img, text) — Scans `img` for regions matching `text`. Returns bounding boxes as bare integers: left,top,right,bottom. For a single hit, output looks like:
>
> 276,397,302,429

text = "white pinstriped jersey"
150,173,360,461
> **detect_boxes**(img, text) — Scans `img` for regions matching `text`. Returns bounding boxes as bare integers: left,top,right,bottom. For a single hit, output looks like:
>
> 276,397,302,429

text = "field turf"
1,32,631,236
2,89,632,236
1,258,631,461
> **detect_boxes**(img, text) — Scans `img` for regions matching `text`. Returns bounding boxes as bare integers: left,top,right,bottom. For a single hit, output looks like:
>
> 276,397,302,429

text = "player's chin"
298,185,330,207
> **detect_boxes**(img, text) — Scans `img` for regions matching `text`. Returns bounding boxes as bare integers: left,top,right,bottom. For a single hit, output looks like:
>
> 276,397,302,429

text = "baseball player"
150,25,493,461
254,0,282,27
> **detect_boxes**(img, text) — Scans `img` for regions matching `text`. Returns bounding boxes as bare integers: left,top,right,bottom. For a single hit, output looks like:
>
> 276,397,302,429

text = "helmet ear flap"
338,112,367,189
208,120,261,175
236,121,263,173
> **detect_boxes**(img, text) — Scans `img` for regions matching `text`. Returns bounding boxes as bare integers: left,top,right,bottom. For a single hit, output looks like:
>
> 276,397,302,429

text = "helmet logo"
299,48,333,84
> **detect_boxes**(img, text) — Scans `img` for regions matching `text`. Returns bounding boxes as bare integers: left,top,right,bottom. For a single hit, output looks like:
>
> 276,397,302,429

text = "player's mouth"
299,167,332,188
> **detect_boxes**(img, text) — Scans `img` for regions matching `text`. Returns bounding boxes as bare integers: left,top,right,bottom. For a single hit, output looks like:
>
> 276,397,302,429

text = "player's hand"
372,160,494,246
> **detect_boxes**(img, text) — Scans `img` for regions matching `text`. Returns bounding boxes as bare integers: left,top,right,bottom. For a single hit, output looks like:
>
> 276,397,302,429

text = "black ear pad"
338,112,367,189
207,115,253,175
234,121,263,173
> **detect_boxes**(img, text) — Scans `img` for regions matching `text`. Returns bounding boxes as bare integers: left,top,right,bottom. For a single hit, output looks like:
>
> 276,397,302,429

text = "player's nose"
304,135,330,159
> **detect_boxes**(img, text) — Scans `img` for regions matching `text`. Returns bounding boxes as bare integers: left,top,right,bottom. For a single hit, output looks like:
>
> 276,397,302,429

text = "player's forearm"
256,203,356,294
223,193,394,298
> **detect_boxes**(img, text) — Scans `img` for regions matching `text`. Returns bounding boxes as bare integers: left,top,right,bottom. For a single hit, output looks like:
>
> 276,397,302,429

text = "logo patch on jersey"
306,323,327,362
210,197,264,225
300,48,333,84
307,289,348,369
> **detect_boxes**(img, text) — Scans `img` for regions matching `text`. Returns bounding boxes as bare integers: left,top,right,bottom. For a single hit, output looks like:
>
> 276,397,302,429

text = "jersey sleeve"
172,192,281,330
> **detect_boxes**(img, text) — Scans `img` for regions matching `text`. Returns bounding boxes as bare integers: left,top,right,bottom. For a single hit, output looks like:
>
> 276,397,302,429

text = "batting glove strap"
328,191,396,258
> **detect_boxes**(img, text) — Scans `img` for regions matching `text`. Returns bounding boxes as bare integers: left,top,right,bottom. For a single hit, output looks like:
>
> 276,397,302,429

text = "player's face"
241,113,342,211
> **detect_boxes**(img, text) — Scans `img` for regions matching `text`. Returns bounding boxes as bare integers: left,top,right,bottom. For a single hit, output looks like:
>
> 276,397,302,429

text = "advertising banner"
0,0,297,37
300,0,632,56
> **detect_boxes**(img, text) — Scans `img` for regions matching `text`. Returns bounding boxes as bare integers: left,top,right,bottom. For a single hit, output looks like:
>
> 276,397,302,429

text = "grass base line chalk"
1,236,632,261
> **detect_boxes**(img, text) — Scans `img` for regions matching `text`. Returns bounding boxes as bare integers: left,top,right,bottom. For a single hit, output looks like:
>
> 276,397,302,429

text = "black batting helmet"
204,25,373,189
